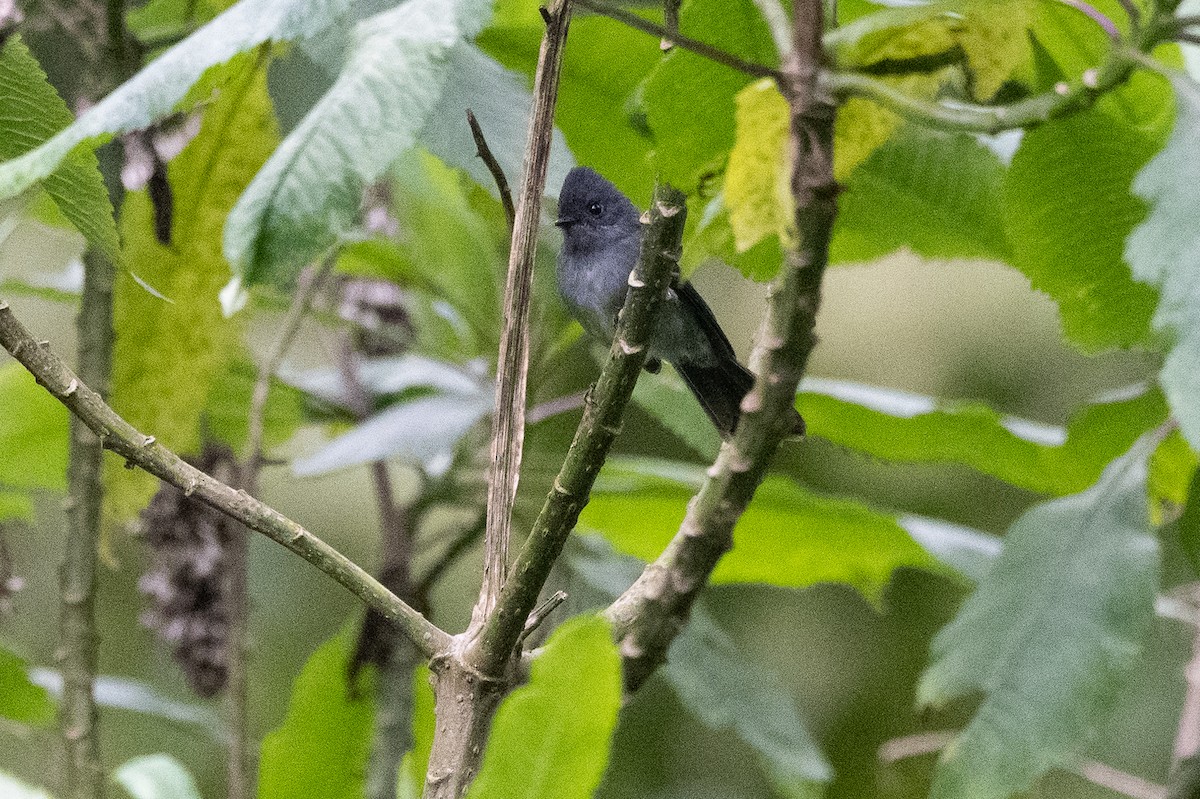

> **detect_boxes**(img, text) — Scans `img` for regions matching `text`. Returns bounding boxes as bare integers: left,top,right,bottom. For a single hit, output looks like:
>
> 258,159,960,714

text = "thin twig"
605,0,838,692
517,590,568,648
880,731,1168,799
466,110,516,231
1177,31,1200,44
572,0,783,80
753,0,794,56
0,299,452,660
662,0,681,50
527,390,588,424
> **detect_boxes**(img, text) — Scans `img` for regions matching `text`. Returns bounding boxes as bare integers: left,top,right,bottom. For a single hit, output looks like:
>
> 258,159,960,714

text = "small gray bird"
555,166,804,439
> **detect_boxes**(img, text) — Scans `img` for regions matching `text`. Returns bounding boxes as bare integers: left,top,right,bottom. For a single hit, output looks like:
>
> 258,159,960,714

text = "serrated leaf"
665,609,832,798
797,378,1168,495
0,0,358,201
0,772,54,799
112,754,201,799
0,37,119,263
0,361,69,492
0,647,55,726
225,0,491,286
293,391,492,477
258,633,374,799
107,54,277,523
464,616,621,799
1126,71,1200,449
830,125,1009,263
919,435,1160,799
1003,108,1160,351
580,457,938,599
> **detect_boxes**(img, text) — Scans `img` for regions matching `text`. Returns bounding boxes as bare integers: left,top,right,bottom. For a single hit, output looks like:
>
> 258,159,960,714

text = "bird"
554,166,805,440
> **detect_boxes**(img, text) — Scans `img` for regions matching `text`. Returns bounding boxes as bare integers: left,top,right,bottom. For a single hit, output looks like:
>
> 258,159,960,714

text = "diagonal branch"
604,0,838,692
0,299,452,661
468,183,688,675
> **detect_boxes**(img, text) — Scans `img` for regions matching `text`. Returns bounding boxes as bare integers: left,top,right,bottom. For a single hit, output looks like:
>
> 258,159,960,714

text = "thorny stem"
0,300,452,661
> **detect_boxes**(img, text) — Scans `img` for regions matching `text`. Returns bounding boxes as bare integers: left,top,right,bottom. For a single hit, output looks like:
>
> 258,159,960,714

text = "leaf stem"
0,299,452,660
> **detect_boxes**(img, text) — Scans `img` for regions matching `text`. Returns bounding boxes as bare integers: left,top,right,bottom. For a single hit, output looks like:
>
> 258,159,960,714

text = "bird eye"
587,201,604,217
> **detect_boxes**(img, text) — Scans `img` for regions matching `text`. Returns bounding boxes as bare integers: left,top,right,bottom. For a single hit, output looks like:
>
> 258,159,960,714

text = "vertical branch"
61,248,114,799
472,0,573,628
233,258,331,799
605,0,838,691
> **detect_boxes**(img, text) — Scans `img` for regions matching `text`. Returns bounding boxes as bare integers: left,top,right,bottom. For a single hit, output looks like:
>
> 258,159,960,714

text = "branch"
466,109,516,230
473,0,574,633
469,183,688,676
605,0,837,692
1169,585,1200,798
572,0,784,80
0,299,452,661
61,249,113,799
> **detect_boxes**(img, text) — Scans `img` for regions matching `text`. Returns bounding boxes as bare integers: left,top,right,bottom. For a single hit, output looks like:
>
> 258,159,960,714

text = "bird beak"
554,216,576,228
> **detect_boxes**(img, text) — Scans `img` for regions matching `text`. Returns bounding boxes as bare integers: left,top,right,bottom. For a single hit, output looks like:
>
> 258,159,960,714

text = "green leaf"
465,616,621,799
641,0,776,191
202,359,304,457
919,435,1160,799
1002,108,1160,351
258,633,375,799
581,457,938,599
112,754,201,799
798,378,1168,495
725,79,791,257
1125,71,1200,449
0,361,69,492
224,0,490,286
1179,465,1200,577
0,772,55,799
107,53,277,523
0,646,55,726
830,125,1009,263
0,37,119,263
664,609,832,798
0,0,359,202
0,491,33,521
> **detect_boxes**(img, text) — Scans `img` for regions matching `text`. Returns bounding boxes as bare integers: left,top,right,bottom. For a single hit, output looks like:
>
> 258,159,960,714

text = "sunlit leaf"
224,0,491,286
258,633,374,799
107,53,277,523
797,378,1168,495
0,37,119,262
581,457,938,599
464,616,621,799
0,0,357,202
1002,108,1160,351
112,754,201,799
919,435,1160,799
725,80,791,257
0,647,54,726
1125,70,1200,449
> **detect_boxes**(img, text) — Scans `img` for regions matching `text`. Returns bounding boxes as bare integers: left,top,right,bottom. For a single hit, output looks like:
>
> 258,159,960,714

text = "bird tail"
675,356,806,440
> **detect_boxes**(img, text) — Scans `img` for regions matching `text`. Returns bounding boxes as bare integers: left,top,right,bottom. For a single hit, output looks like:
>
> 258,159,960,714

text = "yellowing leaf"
107,53,279,524
725,79,791,254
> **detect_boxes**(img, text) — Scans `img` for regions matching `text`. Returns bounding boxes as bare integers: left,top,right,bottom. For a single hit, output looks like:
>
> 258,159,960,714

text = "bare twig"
572,0,783,80
472,0,574,639
881,731,1168,799
605,0,838,692
466,110,516,231
517,590,568,648
0,299,452,660
662,0,681,50
527,390,588,424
